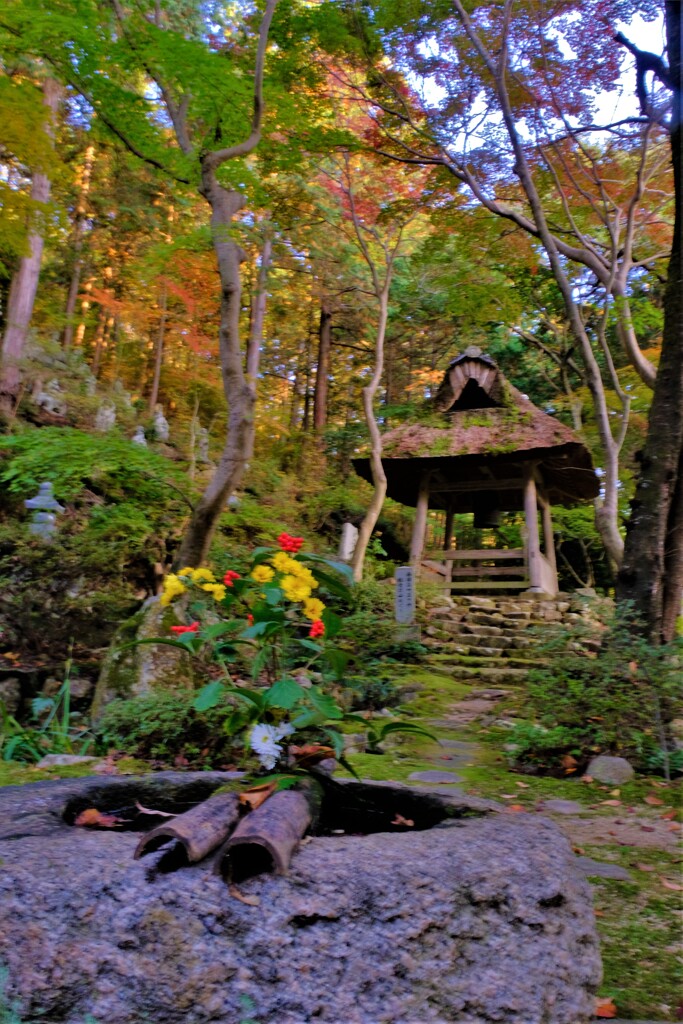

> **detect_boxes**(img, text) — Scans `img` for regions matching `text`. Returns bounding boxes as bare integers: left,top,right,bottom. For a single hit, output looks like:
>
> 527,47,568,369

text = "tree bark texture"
147,281,167,414
0,78,61,411
351,286,389,582
246,233,272,381
313,299,332,433
175,172,255,568
62,144,95,350
617,1,682,642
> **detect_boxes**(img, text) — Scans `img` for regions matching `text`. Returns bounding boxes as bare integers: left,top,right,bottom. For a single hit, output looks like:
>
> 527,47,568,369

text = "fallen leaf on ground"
641,825,655,832
600,799,621,806
507,804,526,812
290,744,335,768
594,996,617,1018
74,808,125,828
229,885,260,906
239,782,277,811
581,775,594,783
660,877,683,891
134,801,177,818
635,862,655,872
609,789,620,797
500,794,517,799
515,781,530,788
662,809,678,820
644,794,664,806
391,814,414,827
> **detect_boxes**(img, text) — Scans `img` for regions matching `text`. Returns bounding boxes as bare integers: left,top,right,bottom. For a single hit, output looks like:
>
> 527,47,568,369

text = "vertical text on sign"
395,566,416,625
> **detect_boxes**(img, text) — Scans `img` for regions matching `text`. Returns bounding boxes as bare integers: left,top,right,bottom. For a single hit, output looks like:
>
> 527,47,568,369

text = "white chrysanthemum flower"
249,723,282,770
275,721,295,741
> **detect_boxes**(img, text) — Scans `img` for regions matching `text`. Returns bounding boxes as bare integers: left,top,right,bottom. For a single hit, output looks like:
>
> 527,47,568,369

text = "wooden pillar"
444,504,454,585
540,495,559,592
523,467,543,592
410,472,431,566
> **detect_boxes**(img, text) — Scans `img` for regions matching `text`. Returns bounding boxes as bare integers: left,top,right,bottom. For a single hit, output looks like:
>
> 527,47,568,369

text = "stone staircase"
422,593,600,687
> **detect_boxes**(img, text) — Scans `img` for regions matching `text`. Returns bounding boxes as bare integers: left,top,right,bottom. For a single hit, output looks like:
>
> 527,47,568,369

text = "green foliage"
345,672,401,711
0,659,92,763
95,690,240,766
509,610,682,773
0,426,186,503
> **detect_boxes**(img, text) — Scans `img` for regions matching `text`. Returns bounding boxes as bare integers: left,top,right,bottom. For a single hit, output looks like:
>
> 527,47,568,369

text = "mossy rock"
91,600,197,718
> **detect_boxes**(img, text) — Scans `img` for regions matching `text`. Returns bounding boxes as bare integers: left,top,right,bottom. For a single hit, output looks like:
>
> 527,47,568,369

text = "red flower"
170,621,200,635
223,570,241,586
309,619,325,639
246,613,254,626
278,532,304,553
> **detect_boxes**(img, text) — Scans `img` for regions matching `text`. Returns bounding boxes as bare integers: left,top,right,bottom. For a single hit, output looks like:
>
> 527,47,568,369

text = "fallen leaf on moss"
660,877,683,891
600,800,621,807
594,996,617,1018
644,794,664,806
635,862,655,872
391,814,414,827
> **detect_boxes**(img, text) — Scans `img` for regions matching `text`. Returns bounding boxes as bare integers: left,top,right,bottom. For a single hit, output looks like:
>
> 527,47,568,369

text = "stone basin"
0,772,601,1024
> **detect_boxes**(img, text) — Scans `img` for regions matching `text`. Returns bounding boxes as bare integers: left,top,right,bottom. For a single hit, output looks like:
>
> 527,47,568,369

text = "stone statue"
153,405,170,443
132,426,147,446
95,400,116,432
114,380,132,407
35,380,67,417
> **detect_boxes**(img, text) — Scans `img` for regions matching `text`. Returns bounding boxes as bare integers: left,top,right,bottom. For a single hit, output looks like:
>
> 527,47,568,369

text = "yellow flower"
281,574,312,603
302,597,325,621
251,565,275,583
177,566,195,578
271,551,297,574
294,565,318,589
191,568,216,583
201,582,226,601
160,574,186,607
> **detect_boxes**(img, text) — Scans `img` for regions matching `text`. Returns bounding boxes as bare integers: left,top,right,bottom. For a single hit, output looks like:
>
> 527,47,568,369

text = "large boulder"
91,599,196,717
0,774,601,1024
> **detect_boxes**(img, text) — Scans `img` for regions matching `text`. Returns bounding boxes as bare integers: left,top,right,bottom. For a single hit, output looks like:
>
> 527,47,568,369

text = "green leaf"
227,687,266,712
193,681,226,712
376,722,439,743
321,608,342,638
323,727,345,759
264,677,306,710
324,647,349,680
201,621,242,640
240,621,270,639
250,647,269,682
296,638,323,654
299,553,354,582
116,637,197,654
264,584,284,607
337,753,360,780
291,709,326,729
308,685,343,720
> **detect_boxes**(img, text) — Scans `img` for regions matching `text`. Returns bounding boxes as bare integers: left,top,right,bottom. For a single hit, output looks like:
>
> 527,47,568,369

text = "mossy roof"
353,348,600,510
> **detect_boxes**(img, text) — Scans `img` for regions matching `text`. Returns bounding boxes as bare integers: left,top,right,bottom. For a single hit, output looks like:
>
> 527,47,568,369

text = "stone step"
448,665,531,684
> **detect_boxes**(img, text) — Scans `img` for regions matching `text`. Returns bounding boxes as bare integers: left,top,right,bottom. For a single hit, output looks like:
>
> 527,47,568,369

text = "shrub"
95,691,241,767
509,609,681,775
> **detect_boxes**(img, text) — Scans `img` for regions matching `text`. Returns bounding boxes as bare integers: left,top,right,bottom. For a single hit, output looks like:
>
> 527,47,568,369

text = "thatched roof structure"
353,347,599,511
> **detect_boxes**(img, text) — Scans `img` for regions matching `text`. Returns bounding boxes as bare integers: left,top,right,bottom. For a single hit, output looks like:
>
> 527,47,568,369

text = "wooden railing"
422,548,530,591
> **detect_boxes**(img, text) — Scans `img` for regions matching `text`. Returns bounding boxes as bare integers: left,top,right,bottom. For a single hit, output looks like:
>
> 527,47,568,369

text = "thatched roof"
353,347,599,510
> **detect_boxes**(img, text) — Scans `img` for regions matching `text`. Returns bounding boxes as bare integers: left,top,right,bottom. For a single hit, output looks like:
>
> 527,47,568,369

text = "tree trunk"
351,286,389,582
313,298,332,433
62,144,95,350
175,169,255,568
246,233,272,381
617,1,682,642
0,78,60,411
148,281,167,414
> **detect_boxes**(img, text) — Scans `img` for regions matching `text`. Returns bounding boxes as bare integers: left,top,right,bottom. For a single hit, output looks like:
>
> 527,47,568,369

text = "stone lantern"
24,482,65,540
